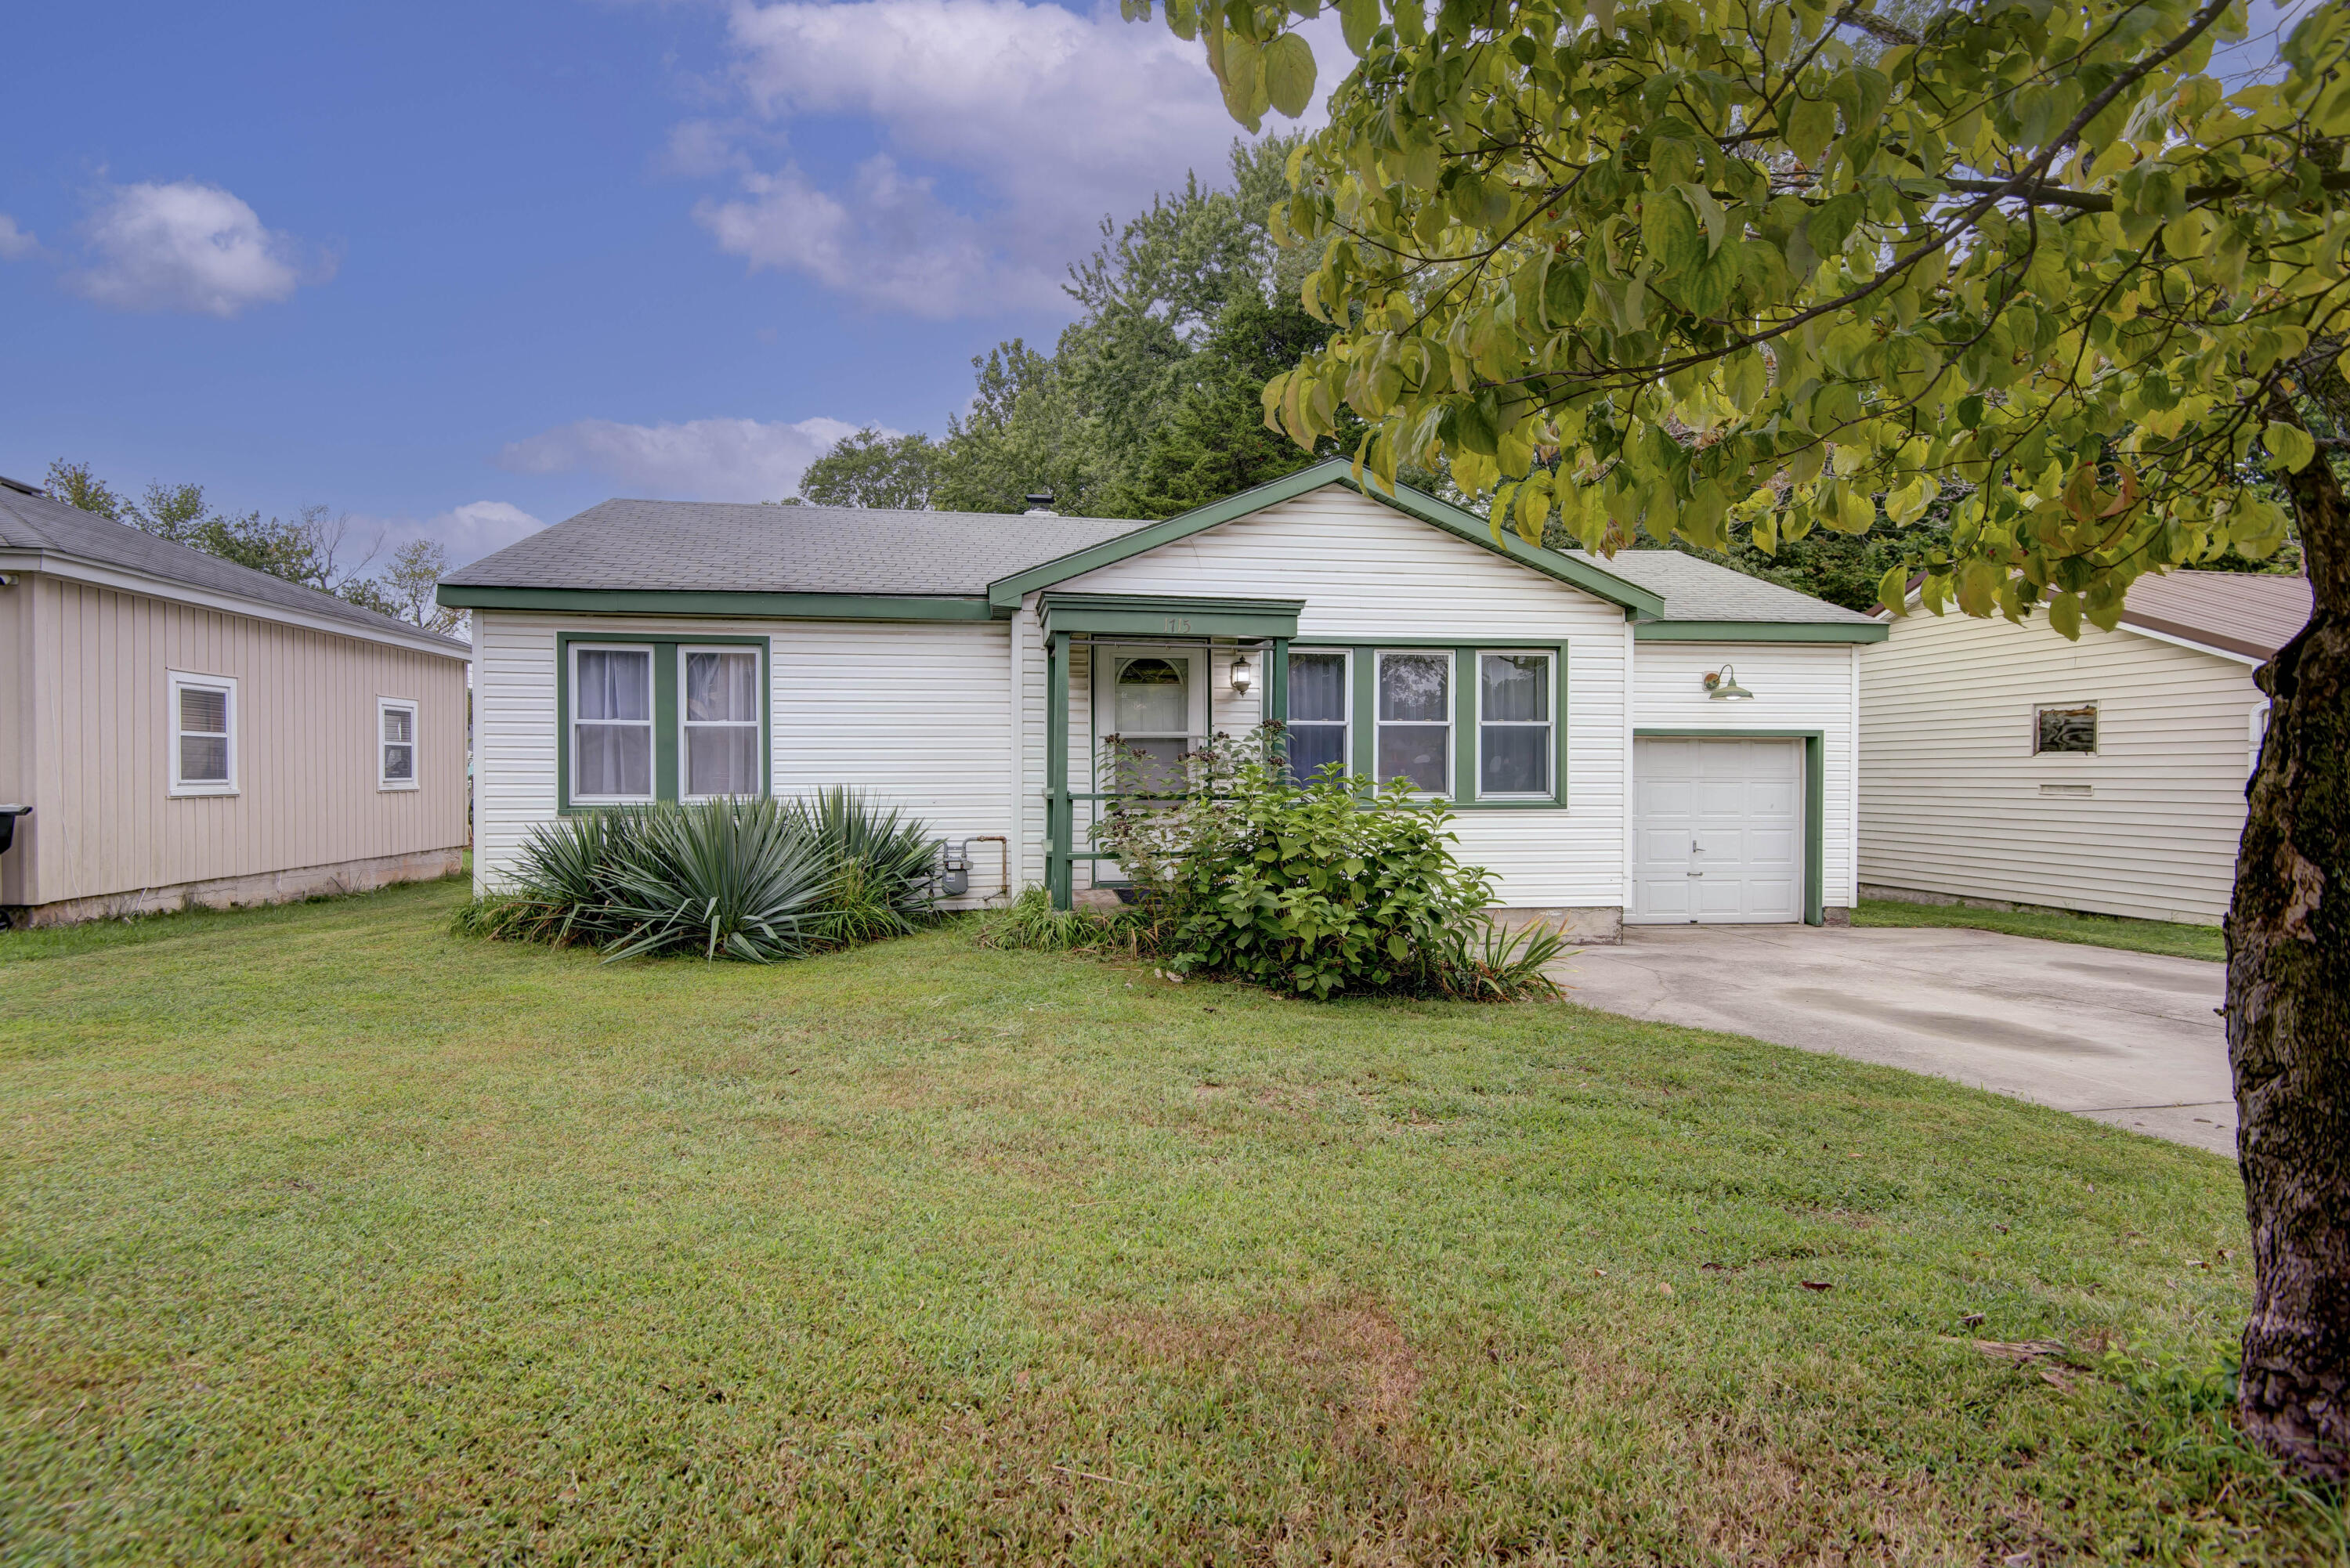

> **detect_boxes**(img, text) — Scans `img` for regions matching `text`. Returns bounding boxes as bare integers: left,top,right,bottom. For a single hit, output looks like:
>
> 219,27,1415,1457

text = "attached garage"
1631,737,1806,923
1586,545,1877,930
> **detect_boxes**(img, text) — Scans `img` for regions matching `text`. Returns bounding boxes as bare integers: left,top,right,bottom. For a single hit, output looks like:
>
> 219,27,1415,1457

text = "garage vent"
2038,783,2093,797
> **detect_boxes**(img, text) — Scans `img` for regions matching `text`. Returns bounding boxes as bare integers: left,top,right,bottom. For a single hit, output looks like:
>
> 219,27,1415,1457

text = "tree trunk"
2230,392,2350,1482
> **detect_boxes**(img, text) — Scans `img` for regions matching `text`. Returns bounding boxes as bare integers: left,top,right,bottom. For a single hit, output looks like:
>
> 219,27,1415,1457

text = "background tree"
41,460,464,633
1133,0,2350,1477
794,136,1340,515
795,427,941,509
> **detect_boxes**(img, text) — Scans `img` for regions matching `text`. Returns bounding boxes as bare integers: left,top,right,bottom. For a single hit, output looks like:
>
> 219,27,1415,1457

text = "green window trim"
1343,641,1571,810
555,631,772,813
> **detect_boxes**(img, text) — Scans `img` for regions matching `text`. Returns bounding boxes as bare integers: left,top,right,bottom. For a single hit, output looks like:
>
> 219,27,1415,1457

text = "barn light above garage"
1704,665,1754,701
1229,653,1255,695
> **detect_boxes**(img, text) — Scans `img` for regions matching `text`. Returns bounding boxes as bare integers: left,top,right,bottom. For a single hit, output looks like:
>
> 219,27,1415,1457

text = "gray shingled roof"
443,498,1145,596
445,488,1864,625
1571,547,1879,624
0,482,470,653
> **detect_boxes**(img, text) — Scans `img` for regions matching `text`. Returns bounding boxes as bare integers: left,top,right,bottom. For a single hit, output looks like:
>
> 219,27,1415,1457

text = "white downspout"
1007,602,1026,895
1622,614,1637,928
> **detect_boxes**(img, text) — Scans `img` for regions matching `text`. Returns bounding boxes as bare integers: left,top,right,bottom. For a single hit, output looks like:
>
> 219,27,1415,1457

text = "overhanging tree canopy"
1129,0,2350,1480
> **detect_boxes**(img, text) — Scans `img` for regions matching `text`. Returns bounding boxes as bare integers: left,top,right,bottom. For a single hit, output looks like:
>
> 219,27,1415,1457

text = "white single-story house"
438,461,1886,938
0,477,473,927
1860,569,2313,925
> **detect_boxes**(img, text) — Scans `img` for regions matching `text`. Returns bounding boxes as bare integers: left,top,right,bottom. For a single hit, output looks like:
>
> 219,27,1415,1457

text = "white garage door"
1632,738,1802,923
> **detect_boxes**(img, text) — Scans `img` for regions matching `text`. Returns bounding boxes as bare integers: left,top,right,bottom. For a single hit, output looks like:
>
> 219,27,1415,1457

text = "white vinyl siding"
1054,486,1631,908
378,697,418,790
168,671,237,797
1860,608,2266,924
1632,642,1862,913
474,612,1016,905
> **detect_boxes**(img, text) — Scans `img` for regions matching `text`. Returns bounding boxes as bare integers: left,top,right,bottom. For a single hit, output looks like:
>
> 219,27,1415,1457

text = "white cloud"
689,0,1322,315
696,155,1045,316
496,415,868,501
67,181,331,317
432,500,547,560
0,215,38,261
343,500,548,573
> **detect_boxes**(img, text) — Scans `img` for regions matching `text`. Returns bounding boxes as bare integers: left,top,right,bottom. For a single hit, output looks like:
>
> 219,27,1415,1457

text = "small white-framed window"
1285,649,1350,783
1477,650,1554,797
681,646,764,800
1376,650,1452,795
570,644,655,803
168,671,238,797
2034,702,2097,755
378,698,419,790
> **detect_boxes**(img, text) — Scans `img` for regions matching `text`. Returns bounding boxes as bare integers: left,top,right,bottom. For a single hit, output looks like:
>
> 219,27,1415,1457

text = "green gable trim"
1633,620,1888,644
440,585,997,622
1039,593,1303,640
985,458,1667,620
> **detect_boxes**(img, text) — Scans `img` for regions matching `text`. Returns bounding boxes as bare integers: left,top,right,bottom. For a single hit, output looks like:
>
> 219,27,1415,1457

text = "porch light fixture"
1704,664,1754,700
1229,654,1255,695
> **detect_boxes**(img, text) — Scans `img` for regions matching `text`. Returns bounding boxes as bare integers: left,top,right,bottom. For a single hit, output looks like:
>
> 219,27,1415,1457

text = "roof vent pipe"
1023,491,1058,516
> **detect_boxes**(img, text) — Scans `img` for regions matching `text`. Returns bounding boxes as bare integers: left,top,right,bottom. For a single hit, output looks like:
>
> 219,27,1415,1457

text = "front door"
1631,737,1803,923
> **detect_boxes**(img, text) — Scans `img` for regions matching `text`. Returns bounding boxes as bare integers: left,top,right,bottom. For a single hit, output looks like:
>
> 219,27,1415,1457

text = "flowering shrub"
1095,726,1562,999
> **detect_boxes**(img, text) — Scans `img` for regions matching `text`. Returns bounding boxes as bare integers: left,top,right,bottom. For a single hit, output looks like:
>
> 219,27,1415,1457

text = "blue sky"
0,0,1256,566
1,2,2303,571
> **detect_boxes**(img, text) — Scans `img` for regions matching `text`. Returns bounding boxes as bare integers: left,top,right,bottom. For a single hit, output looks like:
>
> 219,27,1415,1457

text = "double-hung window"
1477,652,1553,797
378,698,419,789
169,671,237,796
1376,651,1452,795
1285,649,1350,782
572,645,655,802
682,647,762,799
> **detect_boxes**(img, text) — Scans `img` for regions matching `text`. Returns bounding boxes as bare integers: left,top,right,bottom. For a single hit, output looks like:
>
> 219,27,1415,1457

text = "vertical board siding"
472,613,1016,898
1858,609,2263,923
1055,488,1632,907
1632,642,1862,909
19,574,468,905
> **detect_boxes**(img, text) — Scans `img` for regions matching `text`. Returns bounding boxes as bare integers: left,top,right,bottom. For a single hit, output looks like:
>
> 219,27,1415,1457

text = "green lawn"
1854,898,2228,962
1,880,2333,1565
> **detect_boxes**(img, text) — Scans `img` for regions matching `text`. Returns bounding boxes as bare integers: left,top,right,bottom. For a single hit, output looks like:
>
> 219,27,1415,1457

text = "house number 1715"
1162,616,1192,633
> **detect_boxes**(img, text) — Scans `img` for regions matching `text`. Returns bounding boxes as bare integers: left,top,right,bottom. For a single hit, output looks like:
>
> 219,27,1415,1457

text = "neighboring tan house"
0,477,472,927
439,461,1887,938
1860,570,2312,925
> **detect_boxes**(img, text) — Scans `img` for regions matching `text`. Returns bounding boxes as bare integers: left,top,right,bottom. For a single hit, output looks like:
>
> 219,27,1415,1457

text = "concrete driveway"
1553,925,2235,1157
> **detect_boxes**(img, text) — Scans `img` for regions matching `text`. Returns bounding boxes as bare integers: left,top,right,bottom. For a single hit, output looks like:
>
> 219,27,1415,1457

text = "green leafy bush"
453,793,940,963
1096,727,1563,1000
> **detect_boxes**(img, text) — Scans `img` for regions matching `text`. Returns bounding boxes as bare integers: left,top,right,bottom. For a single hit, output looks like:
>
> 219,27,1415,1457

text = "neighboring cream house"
0,477,472,927
439,461,1886,938
1860,571,2312,925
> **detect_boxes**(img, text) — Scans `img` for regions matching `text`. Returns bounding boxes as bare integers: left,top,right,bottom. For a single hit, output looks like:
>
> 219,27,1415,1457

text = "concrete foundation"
7,846,467,928
1858,882,2221,929
1491,906,1623,945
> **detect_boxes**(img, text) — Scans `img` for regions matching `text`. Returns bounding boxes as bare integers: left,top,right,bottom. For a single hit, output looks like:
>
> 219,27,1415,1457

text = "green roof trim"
985,458,1667,620
436,585,999,622
1632,620,1888,644
1039,593,1303,640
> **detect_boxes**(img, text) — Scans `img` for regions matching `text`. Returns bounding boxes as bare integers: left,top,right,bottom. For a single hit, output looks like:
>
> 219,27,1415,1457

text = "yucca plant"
598,799,831,963
790,786,941,946
452,809,644,947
